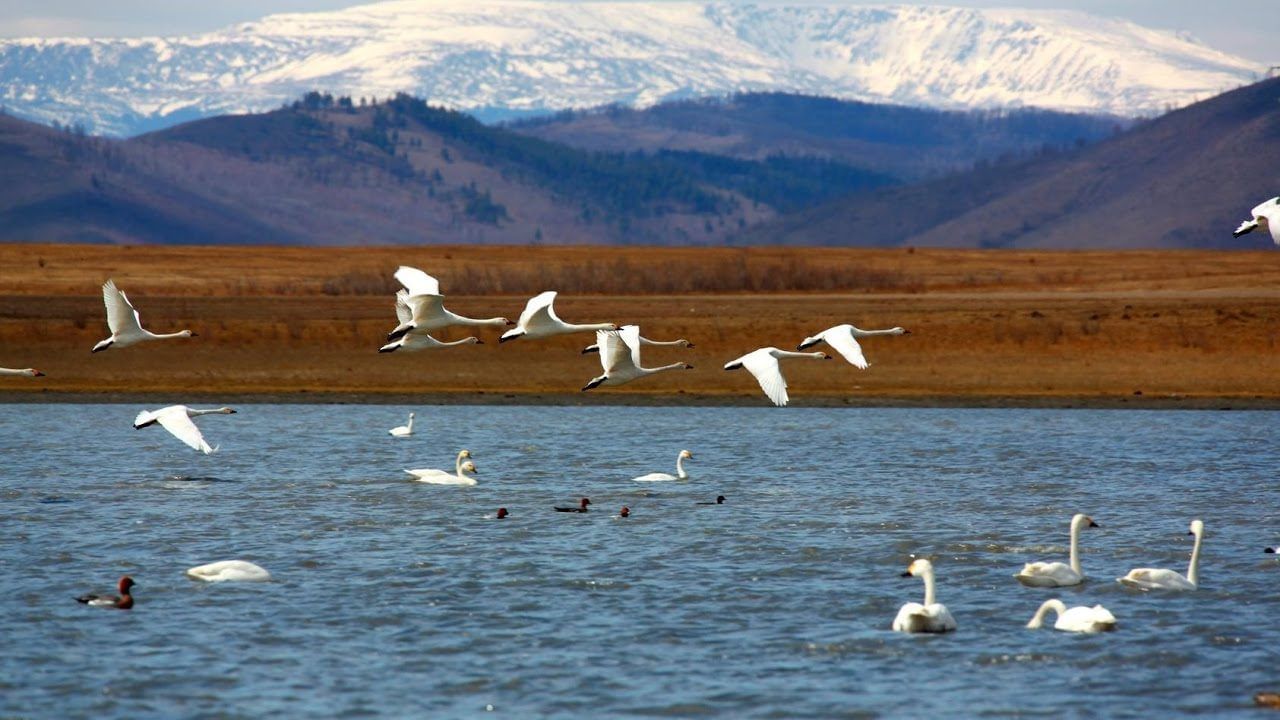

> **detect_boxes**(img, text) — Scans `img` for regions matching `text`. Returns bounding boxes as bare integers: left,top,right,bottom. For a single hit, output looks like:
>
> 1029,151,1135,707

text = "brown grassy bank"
1,244,1278,405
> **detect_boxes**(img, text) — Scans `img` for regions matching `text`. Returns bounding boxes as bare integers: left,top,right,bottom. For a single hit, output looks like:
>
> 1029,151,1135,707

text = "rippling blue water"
1,404,1277,718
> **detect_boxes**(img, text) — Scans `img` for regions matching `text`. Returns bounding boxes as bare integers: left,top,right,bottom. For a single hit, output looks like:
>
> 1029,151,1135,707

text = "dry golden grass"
2,244,1279,404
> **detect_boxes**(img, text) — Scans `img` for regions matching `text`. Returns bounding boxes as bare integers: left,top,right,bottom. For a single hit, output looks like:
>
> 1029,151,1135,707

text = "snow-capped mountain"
0,1,1261,136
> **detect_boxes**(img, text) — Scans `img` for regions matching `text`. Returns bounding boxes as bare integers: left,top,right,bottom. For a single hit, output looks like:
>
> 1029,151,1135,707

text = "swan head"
466,337,483,345
682,363,694,370
118,576,137,593
619,506,630,518
459,449,472,459
679,450,693,459
679,339,693,348
1072,513,1099,529
496,508,508,519
1188,519,1204,537
892,327,911,335
461,461,478,474
902,558,934,578
408,412,415,419
26,368,45,377
179,330,194,338
218,407,237,414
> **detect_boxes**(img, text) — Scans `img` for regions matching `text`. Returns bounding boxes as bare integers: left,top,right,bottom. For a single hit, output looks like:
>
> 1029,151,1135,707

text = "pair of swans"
0,367,44,377
1015,513,1099,586
92,279,194,352
389,412,415,437
383,266,509,350
1234,196,1280,244
583,326,692,391
726,324,908,406
632,449,693,482
134,405,237,454
406,450,478,485
187,560,272,582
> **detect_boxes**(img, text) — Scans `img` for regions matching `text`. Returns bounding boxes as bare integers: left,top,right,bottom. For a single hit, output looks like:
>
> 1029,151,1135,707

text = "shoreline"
1,389,1276,410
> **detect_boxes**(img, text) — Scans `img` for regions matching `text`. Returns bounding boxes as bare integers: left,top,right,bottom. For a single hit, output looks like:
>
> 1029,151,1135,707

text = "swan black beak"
475,339,485,345
900,571,913,578
1089,520,1099,528
903,330,913,335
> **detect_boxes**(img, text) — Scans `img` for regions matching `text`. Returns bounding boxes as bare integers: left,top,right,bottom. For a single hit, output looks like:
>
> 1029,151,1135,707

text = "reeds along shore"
1,244,1279,403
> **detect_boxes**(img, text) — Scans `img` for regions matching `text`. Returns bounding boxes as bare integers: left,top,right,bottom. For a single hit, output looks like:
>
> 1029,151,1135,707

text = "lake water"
1,404,1277,718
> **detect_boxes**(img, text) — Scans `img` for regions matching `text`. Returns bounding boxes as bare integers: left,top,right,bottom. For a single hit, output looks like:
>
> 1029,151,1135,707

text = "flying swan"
186,560,272,582
1117,519,1205,591
379,291,485,352
723,347,831,407
389,412,415,437
386,266,511,341
406,450,478,485
797,324,909,369
499,291,615,343
1025,599,1116,633
892,558,956,634
92,279,194,352
632,449,693,482
1233,197,1280,245
134,405,236,454
583,326,692,391
1014,513,1099,587
582,326,692,354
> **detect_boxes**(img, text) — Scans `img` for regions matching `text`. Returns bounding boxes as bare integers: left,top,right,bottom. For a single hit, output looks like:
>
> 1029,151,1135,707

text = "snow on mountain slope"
0,1,1261,136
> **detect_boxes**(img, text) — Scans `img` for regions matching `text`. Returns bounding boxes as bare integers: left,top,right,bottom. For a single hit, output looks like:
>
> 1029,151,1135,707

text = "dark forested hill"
736,78,1280,249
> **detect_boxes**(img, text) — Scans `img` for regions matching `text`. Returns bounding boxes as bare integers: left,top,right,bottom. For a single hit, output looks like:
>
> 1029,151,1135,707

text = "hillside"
0,1,1259,137
510,94,1122,181
740,77,1280,249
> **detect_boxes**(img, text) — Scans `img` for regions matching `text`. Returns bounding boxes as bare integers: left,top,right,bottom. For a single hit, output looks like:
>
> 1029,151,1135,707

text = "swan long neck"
1187,528,1203,587
190,407,231,416
852,327,901,337
773,350,827,361
565,322,617,333
921,568,938,606
643,362,690,376
437,336,479,347
148,330,192,340
450,313,508,328
455,452,467,474
675,454,688,480
406,414,414,432
1027,599,1066,629
644,338,687,347
1068,518,1082,575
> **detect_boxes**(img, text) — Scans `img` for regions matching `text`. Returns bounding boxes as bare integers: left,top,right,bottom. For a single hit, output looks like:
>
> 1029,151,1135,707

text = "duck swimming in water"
555,497,591,513
76,576,136,610
696,495,726,505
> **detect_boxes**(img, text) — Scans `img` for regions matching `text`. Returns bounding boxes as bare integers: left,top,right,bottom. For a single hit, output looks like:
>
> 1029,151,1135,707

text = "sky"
0,0,1276,65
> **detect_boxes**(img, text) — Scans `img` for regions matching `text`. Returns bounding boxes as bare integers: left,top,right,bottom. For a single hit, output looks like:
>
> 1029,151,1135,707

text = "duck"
186,560,272,583
76,576,136,609
797,324,909,369
892,559,956,634
0,367,45,377
499,291,615,343
697,495,726,505
389,412,415,437
1025,598,1116,633
555,497,591,513
582,327,692,390
632,449,693,482
619,506,631,518
723,347,831,407
134,405,236,454
1015,513,1099,587
1117,519,1205,591
496,507,509,519
405,450,478,485
92,279,194,352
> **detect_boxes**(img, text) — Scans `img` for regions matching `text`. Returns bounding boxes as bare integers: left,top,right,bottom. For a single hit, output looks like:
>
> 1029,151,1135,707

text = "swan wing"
1014,561,1081,587
187,560,271,582
406,294,447,325
393,290,413,325
156,407,215,454
619,325,644,370
1254,198,1280,245
742,351,788,407
821,327,868,369
597,330,635,375
394,266,441,296
103,280,143,335
632,472,677,482
517,291,559,330
1118,568,1193,590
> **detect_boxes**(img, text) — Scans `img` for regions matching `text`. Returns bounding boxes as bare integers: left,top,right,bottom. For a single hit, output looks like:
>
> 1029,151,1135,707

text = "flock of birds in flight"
7,197,1280,639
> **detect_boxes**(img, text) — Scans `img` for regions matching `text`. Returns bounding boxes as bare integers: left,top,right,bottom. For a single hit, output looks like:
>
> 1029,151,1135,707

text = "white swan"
186,560,272,583
0,367,44,377
134,405,236,454
797,324,909,369
632,450,693,482
582,325,692,354
386,267,511,340
723,347,831,407
1014,513,1099,587
1118,519,1204,591
892,558,956,634
1025,599,1116,633
379,295,483,352
406,450,478,485
389,412,415,437
92,279,193,352
499,291,615,343
583,326,693,390
1233,197,1280,245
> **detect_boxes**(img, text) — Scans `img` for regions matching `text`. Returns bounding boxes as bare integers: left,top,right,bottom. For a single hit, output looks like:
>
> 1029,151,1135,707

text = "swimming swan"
583,326,692,354
386,267,511,340
1015,513,1099,587
186,560,272,582
406,450,478,485
797,324,909,369
1025,599,1116,633
724,347,831,407
583,326,692,390
134,405,236,454
892,558,956,633
1233,197,1280,245
1118,519,1204,591
632,449,693,482
499,291,615,343
0,367,44,377
92,279,194,352
389,412,415,437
